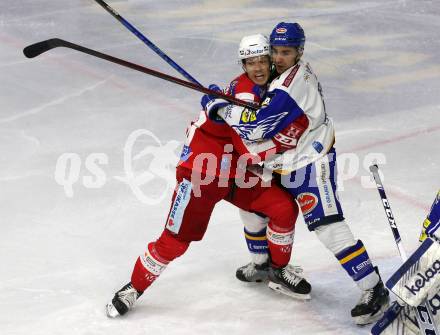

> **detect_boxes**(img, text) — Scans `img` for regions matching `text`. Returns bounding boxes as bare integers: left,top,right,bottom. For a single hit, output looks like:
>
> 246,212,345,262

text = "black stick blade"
23,38,63,58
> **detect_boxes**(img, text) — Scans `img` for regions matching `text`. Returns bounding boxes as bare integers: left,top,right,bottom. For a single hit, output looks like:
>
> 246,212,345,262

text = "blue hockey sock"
244,227,268,255
336,240,375,283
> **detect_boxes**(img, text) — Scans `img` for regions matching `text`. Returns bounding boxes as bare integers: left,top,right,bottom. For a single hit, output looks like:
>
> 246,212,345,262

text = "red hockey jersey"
178,73,266,177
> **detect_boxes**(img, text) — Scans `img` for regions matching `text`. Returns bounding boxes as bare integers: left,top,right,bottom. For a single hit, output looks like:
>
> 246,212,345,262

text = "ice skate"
236,261,269,282
268,264,311,300
106,282,143,318
351,272,390,325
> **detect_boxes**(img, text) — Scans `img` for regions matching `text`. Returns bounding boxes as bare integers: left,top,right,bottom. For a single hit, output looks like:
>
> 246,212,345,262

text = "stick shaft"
23,38,257,110
94,0,202,86
369,164,407,260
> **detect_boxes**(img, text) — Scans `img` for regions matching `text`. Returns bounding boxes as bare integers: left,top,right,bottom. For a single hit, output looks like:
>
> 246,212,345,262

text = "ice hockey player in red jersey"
105,34,311,318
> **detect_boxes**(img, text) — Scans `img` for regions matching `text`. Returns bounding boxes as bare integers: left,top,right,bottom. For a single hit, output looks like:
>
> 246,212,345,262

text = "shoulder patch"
282,64,300,88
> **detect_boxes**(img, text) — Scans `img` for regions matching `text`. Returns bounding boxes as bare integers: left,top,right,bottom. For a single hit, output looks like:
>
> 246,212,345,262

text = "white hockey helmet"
238,34,270,61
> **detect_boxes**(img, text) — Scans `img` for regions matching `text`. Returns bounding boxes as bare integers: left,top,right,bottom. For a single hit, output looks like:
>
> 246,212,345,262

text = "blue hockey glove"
419,191,440,242
200,84,229,121
200,84,221,109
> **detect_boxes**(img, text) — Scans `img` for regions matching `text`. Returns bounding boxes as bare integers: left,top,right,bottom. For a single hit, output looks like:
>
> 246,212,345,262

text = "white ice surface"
1,1,439,334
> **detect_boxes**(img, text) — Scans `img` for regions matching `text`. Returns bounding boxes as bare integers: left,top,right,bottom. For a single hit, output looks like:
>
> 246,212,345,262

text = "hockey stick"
93,0,202,86
370,165,408,260
370,164,439,335
22,39,257,110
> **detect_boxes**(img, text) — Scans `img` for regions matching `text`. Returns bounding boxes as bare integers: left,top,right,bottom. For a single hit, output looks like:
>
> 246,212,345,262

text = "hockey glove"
200,84,229,121
419,191,440,242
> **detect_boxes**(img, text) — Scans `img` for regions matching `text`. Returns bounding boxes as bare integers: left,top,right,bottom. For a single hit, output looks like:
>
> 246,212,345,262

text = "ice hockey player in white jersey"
202,22,390,325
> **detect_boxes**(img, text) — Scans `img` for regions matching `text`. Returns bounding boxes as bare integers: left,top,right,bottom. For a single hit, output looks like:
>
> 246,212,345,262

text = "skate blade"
106,302,120,318
353,299,390,326
268,281,311,300
237,275,269,283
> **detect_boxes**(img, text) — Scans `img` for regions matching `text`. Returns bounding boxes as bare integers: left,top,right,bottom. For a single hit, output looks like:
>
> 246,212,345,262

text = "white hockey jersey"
218,59,335,173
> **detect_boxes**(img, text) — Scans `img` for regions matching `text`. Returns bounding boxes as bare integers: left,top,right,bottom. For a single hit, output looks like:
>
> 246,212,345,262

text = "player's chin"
275,65,286,74
254,78,267,85
251,74,268,86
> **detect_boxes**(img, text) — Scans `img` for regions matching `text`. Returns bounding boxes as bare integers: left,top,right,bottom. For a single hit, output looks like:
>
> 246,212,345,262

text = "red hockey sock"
131,230,190,292
267,225,294,268
131,242,169,292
